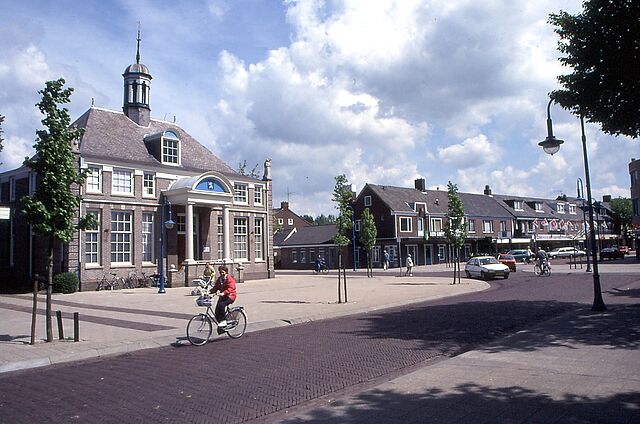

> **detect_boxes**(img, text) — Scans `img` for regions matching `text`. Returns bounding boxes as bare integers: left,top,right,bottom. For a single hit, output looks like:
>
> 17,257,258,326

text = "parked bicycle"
186,295,247,345
96,272,123,291
534,259,552,277
137,272,154,288
122,271,137,289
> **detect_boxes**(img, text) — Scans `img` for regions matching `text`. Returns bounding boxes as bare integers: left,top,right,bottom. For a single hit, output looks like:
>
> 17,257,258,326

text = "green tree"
549,0,640,138
444,181,467,284
22,78,93,342
315,214,336,225
332,174,353,267
609,198,633,243
359,208,377,277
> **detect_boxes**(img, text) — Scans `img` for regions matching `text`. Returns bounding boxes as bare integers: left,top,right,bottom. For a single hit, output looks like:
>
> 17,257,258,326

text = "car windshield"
480,257,499,265
499,255,514,260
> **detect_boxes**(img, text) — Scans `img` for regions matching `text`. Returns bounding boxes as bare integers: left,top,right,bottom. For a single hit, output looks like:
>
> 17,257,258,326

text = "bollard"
73,312,79,342
56,310,64,340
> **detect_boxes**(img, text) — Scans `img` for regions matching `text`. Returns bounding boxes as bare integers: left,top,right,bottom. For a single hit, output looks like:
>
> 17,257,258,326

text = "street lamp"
345,205,357,271
158,196,175,294
576,178,592,272
539,97,606,311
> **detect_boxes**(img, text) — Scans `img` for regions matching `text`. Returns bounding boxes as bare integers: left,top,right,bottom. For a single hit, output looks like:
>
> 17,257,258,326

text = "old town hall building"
0,43,273,292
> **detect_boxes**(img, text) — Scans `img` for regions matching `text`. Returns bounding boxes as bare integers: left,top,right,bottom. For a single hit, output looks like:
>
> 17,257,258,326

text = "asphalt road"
1,269,638,423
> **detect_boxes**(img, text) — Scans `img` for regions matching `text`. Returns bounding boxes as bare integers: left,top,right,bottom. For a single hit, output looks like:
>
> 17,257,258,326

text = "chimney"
280,201,289,210
484,185,492,196
414,178,426,192
602,195,612,202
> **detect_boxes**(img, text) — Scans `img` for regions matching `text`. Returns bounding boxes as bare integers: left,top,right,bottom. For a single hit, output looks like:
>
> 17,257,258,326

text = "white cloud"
437,134,499,169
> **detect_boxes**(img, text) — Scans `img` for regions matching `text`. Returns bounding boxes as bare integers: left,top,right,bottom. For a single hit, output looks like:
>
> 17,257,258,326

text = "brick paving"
0,262,638,423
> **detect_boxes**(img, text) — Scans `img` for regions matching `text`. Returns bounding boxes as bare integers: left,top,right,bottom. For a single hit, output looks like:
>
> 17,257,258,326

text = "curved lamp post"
539,97,606,311
158,197,175,294
576,178,592,272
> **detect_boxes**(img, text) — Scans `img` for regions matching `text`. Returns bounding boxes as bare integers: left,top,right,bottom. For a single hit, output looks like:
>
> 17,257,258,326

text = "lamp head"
164,218,175,230
538,136,564,155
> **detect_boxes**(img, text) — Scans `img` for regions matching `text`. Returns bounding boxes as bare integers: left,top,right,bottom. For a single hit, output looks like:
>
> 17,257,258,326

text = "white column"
223,205,231,261
186,202,195,263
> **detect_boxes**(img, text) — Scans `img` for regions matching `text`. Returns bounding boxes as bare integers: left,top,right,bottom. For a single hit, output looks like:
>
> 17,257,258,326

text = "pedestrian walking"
383,249,390,270
405,254,413,276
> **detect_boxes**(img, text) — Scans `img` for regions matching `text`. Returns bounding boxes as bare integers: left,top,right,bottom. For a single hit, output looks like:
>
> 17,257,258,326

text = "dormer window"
569,204,576,214
557,203,566,213
534,202,543,212
513,200,523,211
162,131,180,164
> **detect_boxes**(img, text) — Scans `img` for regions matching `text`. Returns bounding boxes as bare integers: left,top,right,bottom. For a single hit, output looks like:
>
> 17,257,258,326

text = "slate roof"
492,193,573,220
365,184,511,218
74,107,236,175
278,225,338,247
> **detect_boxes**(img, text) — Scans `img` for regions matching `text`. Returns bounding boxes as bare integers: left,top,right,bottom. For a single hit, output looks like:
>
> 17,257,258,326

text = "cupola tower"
122,28,152,126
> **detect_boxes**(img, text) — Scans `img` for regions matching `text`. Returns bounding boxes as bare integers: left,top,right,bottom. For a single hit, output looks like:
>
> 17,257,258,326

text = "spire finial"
136,22,141,64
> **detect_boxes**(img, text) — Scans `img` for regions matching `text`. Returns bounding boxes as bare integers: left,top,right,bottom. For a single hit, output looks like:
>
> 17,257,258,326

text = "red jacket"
214,274,237,302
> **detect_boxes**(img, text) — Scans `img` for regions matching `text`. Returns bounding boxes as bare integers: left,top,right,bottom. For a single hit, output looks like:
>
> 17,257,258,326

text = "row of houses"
274,178,625,270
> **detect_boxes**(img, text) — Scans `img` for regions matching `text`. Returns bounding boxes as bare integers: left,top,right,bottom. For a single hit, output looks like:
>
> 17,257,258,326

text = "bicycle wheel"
534,265,542,276
545,266,552,277
187,314,212,346
225,308,247,339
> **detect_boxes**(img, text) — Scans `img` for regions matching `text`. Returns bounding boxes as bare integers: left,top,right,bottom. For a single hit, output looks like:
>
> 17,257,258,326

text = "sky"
0,0,636,217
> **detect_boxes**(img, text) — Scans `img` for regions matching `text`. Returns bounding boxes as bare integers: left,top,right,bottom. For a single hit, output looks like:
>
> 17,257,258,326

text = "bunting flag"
550,219,557,230
532,218,539,229
542,218,549,227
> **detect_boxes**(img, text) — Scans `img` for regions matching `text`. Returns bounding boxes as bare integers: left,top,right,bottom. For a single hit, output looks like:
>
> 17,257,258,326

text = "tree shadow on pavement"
350,301,640,354
279,383,640,423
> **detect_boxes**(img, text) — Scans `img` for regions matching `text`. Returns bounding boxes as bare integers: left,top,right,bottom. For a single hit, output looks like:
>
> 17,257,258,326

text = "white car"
548,247,586,259
465,256,510,280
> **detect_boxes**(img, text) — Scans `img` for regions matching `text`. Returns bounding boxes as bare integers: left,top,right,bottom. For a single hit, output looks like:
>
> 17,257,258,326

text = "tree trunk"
30,276,38,345
46,236,53,342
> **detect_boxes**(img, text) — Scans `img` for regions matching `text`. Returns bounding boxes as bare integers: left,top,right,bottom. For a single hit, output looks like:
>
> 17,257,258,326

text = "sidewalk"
279,303,640,423
0,266,486,374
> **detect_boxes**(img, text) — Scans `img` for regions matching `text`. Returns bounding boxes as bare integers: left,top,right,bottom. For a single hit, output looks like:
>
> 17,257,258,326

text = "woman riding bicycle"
211,265,237,330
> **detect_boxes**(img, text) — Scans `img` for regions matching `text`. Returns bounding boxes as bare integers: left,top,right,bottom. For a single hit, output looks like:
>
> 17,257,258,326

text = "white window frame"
111,169,133,195
355,220,361,232
514,200,524,211
142,212,154,263
162,133,180,165
288,218,294,226
85,210,101,265
234,183,248,203
364,195,372,207
86,166,102,193
399,217,412,232
143,172,155,198
278,218,283,225
569,204,576,214
217,216,224,260
534,202,544,212
482,220,494,234
254,185,263,206
233,217,248,260
110,211,132,264
430,218,442,233
557,203,566,213
467,219,476,233
254,218,264,260
175,213,186,234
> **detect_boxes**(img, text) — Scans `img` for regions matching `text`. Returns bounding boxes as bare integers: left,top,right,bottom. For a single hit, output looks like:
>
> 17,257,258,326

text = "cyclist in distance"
315,256,324,273
535,248,548,268
211,265,237,330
